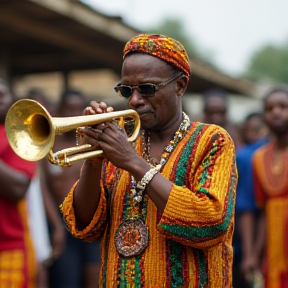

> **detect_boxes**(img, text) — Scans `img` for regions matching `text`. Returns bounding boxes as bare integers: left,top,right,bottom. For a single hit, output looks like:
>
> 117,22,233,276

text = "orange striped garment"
62,122,237,288
253,142,288,288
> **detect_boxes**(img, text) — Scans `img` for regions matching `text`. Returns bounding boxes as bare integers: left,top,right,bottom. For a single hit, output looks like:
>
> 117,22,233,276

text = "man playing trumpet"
61,34,237,288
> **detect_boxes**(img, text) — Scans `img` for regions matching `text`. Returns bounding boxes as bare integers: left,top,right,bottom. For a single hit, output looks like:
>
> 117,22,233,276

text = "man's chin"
272,127,288,135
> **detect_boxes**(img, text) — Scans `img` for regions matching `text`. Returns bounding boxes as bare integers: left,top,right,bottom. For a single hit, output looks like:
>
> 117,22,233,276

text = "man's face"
121,53,182,132
242,116,266,145
0,83,12,123
203,96,227,127
264,91,288,135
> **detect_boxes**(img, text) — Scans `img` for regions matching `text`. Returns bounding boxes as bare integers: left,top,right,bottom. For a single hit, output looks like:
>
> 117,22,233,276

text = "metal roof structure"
0,0,255,96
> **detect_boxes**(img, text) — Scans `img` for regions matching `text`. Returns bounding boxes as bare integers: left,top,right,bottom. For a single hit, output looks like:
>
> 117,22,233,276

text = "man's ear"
176,75,189,97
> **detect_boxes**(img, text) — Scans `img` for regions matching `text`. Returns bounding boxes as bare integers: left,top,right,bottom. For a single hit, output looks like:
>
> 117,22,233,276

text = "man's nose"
271,105,282,115
128,88,145,106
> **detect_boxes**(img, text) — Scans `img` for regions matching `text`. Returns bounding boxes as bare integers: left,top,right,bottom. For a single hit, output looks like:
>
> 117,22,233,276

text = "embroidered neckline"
261,141,288,194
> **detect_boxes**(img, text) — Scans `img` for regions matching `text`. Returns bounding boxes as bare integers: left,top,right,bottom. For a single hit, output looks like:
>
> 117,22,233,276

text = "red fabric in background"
0,124,36,251
0,125,36,179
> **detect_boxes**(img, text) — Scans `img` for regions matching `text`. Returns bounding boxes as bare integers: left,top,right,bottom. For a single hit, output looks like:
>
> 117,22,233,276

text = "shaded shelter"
0,0,255,98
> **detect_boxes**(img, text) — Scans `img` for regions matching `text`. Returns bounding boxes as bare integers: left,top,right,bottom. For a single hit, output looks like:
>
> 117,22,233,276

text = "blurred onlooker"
251,88,288,288
239,112,267,146
234,112,268,288
25,88,55,288
202,88,243,147
0,79,37,287
39,88,101,288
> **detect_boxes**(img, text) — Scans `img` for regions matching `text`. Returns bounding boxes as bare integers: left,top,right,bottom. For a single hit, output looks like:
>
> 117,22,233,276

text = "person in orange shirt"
252,88,288,288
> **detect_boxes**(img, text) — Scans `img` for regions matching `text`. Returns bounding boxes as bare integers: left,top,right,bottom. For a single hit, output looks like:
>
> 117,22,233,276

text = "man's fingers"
83,102,114,116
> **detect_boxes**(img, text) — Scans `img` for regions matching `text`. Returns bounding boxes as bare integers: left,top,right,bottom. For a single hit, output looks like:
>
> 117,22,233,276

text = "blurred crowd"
1,78,288,288
0,81,101,288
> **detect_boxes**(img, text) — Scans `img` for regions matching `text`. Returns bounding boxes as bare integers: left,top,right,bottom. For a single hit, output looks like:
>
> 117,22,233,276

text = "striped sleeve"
61,180,108,242
158,125,237,249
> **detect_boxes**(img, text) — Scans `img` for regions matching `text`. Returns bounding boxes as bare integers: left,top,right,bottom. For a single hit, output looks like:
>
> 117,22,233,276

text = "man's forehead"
122,53,173,79
206,96,226,105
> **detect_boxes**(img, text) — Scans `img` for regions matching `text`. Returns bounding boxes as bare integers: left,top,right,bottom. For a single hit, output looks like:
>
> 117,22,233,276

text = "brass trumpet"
5,99,141,166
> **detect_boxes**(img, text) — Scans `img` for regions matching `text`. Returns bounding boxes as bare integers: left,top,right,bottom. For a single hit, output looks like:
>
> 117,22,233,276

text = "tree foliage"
245,40,288,84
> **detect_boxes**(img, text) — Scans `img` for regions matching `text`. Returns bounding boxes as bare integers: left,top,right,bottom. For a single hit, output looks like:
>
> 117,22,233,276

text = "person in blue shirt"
233,112,268,288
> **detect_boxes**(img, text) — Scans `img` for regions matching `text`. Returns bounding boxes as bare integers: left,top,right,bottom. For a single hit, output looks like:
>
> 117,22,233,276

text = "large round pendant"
114,217,149,257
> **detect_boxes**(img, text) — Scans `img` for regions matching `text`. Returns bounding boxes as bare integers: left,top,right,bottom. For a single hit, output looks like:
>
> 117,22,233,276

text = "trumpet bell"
5,99,54,161
5,99,141,166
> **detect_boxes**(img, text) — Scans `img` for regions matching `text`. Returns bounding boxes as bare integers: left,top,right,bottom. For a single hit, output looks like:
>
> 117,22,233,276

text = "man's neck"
150,113,183,142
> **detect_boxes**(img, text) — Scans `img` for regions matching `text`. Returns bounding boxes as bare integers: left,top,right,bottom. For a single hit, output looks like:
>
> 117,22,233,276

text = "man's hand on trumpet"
75,101,113,165
76,101,141,171
83,101,114,116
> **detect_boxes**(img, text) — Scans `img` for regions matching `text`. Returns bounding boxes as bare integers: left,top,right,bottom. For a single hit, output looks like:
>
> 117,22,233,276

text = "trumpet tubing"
5,99,140,166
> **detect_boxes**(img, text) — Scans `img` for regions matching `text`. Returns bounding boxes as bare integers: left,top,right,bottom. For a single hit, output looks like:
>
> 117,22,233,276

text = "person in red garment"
0,78,37,288
252,88,288,288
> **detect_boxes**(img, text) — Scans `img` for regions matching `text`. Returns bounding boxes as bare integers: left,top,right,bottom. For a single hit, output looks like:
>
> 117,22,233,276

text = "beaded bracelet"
133,167,159,202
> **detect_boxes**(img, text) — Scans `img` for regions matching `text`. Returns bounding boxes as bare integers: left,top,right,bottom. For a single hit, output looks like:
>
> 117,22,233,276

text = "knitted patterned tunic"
62,121,237,288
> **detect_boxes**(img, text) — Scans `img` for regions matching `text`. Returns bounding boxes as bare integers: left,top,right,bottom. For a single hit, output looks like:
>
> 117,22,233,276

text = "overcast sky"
83,0,288,78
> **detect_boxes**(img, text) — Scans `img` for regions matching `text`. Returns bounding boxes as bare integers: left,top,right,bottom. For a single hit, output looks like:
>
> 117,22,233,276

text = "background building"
0,0,263,122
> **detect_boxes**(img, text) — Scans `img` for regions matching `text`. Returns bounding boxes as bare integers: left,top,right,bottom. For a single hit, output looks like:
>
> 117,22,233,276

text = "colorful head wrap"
123,34,190,78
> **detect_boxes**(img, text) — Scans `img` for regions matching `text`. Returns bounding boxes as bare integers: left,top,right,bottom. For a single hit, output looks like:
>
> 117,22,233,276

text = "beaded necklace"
114,112,191,257
142,112,191,169
131,112,191,202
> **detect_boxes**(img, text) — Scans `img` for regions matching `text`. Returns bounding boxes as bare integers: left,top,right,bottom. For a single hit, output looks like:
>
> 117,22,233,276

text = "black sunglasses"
114,73,183,99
